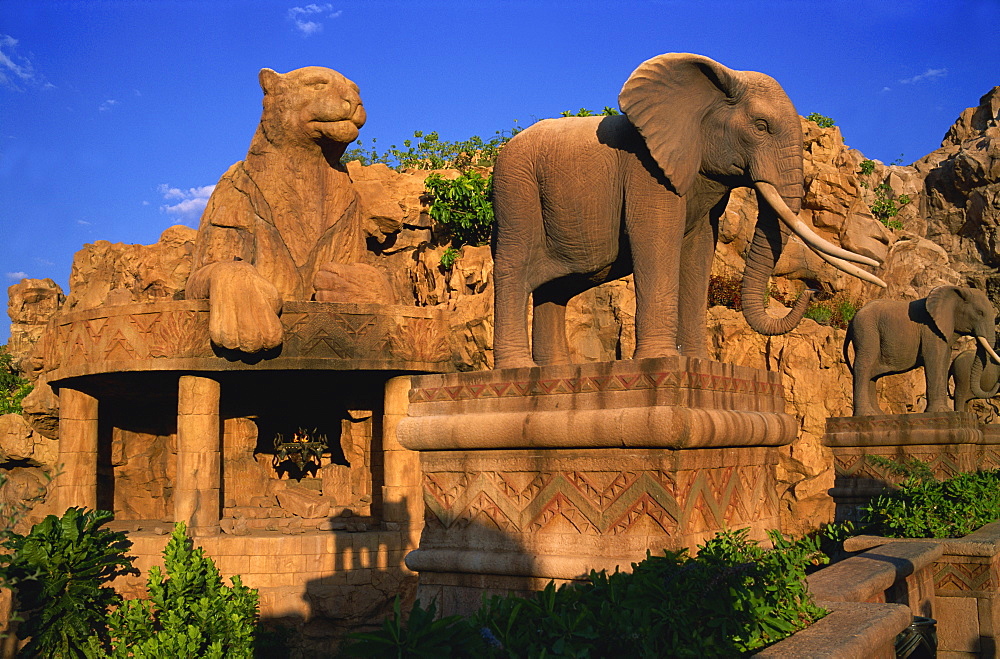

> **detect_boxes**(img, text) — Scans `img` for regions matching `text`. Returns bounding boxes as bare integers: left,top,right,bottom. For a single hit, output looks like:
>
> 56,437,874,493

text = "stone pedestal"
825,412,999,522
398,356,798,615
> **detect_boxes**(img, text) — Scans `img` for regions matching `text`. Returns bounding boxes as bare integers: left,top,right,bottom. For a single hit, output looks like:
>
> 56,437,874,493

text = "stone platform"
825,412,1000,521
397,356,798,614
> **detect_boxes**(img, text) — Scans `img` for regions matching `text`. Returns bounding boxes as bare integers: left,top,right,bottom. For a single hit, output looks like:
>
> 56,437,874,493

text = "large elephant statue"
951,343,1000,412
491,53,885,369
846,286,1000,416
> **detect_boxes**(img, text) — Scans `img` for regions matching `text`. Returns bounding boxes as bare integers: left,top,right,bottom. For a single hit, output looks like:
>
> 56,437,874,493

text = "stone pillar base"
825,412,997,521
398,357,797,615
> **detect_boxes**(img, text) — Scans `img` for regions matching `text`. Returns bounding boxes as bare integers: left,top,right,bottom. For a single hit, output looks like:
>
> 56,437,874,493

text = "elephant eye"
754,119,769,133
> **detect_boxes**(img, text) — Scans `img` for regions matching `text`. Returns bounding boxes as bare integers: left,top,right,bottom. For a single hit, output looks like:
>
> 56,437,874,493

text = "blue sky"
2,0,999,342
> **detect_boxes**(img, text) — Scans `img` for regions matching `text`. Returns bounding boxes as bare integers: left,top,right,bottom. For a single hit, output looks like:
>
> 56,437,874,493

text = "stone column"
175,375,221,534
381,376,423,547
56,388,98,513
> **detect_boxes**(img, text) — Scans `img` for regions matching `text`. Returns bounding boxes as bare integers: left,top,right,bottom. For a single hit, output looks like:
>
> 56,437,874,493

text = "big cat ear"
619,53,745,197
259,68,282,95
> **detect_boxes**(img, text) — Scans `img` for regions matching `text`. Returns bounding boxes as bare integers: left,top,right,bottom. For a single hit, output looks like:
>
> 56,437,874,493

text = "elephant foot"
852,405,885,417
632,347,681,361
494,355,538,370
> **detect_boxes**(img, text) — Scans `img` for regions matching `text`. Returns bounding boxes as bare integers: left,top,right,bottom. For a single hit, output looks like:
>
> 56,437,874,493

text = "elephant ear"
926,286,963,338
619,53,745,197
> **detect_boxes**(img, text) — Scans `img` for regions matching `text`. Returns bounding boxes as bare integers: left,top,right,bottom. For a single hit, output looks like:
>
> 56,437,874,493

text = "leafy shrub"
439,247,461,270
342,597,486,658
804,294,861,329
0,346,31,415
106,522,258,658
856,160,908,228
0,507,139,657
344,127,520,171
344,529,827,657
560,106,620,117
806,112,835,128
424,171,495,250
861,458,1000,538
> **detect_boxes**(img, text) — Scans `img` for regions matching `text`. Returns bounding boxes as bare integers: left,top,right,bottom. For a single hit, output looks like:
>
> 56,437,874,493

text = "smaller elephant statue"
846,286,1000,416
951,343,1000,412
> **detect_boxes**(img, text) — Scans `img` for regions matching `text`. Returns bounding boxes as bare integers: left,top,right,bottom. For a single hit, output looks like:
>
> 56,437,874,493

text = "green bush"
0,346,31,415
106,522,258,658
804,295,861,330
806,112,835,128
424,171,495,250
560,106,620,117
0,507,139,658
861,458,1000,538
344,127,519,171
344,529,827,657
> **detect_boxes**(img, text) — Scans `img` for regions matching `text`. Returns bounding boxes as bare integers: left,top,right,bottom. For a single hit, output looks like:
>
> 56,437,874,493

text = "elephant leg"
676,216,715,360
851,340,884,416
532,279,589,366
624,187,684,360
924,355,952,413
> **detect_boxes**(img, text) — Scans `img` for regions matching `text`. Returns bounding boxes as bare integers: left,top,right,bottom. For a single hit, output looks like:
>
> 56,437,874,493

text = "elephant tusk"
755,182,882,268
978,336,1000,365
812,248,888,289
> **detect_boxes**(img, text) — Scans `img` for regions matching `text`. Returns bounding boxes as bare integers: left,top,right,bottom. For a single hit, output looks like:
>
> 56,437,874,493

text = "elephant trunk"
970,341,1000,399
740,170,813,336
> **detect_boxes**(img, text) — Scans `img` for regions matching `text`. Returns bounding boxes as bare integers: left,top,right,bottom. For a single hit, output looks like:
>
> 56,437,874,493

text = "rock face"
64,225,197,312
6,278,64,374
10,89,1000,540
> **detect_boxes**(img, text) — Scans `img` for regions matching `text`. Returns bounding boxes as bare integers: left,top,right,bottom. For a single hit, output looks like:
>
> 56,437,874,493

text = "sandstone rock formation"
6,278,64,374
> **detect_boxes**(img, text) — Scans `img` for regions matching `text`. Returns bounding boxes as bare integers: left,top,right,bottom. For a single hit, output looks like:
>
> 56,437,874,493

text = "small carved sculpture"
491,53,885,369
186,66,393,353
846,286,1000,416
951,343,1000,412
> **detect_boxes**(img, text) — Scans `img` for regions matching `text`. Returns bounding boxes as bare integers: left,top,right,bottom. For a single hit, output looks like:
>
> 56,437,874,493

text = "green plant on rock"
0,346,31,415
105,522,258,658
344,528,827,658
806,112,835,128
856,160,909,229
861,458,1000,538
560,106,620,117
343,126,521,171
0,507,139,658
424,171,495,265
439,247,461,270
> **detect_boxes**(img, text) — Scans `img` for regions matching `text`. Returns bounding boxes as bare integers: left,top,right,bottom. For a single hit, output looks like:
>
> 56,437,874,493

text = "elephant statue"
951,343,1000,412
491,53,885,369
845,286,1000,416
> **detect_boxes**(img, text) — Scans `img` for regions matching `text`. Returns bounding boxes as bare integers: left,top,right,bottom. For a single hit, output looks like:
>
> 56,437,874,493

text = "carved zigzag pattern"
410,371,783,403
835,451,964,482
934,561,992,592
423,465,776,536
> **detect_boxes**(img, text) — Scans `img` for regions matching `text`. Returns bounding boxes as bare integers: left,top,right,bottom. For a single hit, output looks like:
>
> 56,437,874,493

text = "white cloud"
158,183,215,220
99,99,118,112
881,86,892,93
900,68,947,84
0,34,45,90
76,219,92,226
287,4,342,36
6,272,28,281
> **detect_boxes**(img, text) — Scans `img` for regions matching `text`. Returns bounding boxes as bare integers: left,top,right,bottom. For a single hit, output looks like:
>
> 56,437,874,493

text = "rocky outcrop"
918,87,1000,297
6,278,64,375
64,225,197,311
